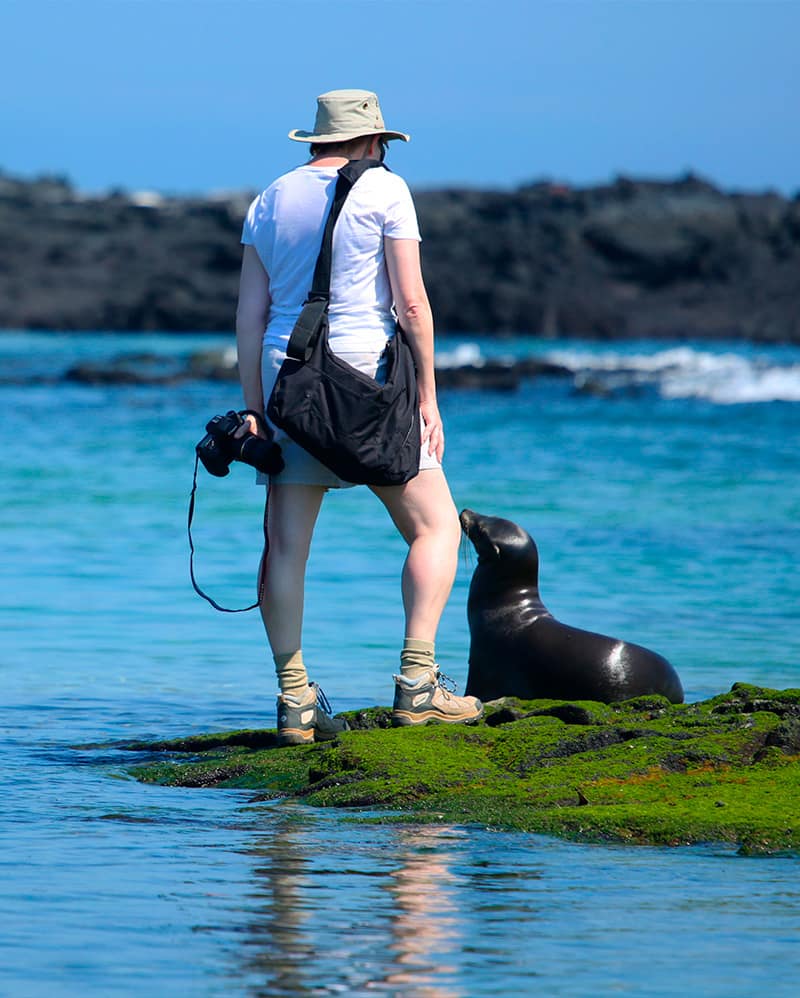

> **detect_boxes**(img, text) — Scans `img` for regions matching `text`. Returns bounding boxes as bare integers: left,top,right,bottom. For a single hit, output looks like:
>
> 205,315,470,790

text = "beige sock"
400,638,435,680
274,650,310,698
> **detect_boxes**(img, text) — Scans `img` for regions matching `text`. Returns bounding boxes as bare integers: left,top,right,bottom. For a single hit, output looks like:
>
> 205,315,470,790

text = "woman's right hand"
420,399,445,462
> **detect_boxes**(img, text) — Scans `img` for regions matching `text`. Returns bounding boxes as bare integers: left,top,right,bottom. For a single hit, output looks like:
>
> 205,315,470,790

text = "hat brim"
288,127,409,143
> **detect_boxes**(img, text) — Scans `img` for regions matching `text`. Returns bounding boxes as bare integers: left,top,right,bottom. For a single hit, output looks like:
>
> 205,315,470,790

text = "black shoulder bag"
266,158,421,487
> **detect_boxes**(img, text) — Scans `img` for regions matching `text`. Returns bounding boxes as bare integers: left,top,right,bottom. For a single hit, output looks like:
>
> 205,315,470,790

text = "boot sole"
392,707,484,727
277,727,315,747
314,728,346,742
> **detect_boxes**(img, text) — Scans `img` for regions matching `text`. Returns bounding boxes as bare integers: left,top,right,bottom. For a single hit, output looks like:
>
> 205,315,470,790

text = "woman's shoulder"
368,166,412,190
254,163,337,198
246,165,335,219
355,166,415,206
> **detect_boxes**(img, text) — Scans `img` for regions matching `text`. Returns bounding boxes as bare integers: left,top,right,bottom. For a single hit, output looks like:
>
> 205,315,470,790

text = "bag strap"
287,158,387,362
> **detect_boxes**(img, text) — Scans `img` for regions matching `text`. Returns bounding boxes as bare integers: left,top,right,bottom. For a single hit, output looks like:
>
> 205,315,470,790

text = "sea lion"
460,509,684,704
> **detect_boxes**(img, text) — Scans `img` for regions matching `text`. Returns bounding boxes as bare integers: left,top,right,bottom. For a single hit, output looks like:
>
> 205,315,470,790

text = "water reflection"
232,807,800,997
240,811,465,996
382,826,463,996
241,813,315,996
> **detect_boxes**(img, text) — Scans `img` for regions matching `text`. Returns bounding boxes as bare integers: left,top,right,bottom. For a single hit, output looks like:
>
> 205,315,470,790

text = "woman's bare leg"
371,469,461,641
373,469,482,724
260,483,326,656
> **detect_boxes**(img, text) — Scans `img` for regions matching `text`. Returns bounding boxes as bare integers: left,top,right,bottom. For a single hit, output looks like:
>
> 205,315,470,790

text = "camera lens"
238,436,284,475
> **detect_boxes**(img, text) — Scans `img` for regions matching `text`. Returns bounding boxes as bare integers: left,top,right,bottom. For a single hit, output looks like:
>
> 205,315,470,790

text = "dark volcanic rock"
32,347,569,392
415,175,800,342
64,353,187,385
1,169,799,341
434,361,521,391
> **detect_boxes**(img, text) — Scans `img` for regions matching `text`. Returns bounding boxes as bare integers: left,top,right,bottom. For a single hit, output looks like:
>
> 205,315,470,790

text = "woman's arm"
384,237,444,461
235,246,271,433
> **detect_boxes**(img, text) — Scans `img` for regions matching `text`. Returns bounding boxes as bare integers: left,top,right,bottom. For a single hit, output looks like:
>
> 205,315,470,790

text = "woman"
234,89,482,745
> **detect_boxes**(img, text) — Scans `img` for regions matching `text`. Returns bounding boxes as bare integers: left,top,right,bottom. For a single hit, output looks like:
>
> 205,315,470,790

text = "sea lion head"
460,509,540,582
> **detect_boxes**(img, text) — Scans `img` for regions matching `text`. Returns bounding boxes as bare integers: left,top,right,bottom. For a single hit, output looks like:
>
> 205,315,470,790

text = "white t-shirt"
241,164,421,352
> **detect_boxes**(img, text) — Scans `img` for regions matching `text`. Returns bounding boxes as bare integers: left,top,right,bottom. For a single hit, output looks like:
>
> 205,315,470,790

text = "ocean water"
1,332,799,996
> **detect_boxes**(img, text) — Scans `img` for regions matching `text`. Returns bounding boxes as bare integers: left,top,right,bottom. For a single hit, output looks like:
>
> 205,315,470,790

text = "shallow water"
3,696,800,997
1,333,799,995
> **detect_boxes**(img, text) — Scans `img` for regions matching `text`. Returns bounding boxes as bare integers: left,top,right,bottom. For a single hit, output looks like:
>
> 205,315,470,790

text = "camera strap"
187,455,269,612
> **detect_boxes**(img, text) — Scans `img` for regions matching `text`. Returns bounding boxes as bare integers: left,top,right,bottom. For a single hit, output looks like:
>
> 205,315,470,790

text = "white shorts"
258,344,441,488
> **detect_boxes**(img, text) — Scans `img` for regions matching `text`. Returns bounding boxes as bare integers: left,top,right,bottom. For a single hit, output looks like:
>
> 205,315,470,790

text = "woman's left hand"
420,399,445,462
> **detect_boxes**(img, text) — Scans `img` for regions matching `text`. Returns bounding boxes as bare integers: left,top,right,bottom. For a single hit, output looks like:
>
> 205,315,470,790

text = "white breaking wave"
435,343,485,368
543,346,800,404
433,341,800,403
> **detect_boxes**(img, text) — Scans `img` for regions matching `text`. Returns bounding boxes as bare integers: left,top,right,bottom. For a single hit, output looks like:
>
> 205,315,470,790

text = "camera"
196,410,284,477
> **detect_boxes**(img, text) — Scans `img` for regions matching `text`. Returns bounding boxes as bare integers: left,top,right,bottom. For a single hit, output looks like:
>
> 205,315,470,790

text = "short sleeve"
240,195,258,246
383,175,421,242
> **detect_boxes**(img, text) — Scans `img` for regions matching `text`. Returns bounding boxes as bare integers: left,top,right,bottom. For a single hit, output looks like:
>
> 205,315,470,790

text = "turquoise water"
2,332,799,995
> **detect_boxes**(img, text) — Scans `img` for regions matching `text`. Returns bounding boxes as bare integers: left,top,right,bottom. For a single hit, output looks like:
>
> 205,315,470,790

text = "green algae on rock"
127,684,800,853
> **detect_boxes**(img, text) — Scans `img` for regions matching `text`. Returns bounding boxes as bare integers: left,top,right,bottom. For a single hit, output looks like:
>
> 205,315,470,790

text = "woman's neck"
308,155,350,168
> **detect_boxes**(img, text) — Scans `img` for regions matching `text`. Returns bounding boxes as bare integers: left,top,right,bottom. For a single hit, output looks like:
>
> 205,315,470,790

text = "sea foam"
543,345,800,404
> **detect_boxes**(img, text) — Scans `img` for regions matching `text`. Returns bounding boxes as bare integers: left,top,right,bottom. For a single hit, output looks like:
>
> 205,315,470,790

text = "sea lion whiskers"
459,508,500,562
461,509,538,577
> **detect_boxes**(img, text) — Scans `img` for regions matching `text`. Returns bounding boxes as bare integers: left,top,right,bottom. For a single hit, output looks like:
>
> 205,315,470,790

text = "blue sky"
2,0,798,195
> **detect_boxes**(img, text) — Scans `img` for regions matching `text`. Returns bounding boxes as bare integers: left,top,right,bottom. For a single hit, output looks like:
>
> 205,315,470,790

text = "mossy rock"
125,684,800,853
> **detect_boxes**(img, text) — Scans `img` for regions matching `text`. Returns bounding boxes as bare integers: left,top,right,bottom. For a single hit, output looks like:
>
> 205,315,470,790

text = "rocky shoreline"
124,683,800,854
2,169,799,341
0,344,573,394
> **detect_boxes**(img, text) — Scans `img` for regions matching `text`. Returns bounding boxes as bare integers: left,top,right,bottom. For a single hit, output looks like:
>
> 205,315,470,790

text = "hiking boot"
276,682,349,747
392,668,484,727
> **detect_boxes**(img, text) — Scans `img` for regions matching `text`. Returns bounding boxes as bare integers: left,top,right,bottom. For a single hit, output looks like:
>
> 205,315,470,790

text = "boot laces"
436,670,458,698
309,681,334,716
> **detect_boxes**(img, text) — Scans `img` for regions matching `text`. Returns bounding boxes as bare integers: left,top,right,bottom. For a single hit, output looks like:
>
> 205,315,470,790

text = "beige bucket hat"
289,89,409,144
